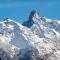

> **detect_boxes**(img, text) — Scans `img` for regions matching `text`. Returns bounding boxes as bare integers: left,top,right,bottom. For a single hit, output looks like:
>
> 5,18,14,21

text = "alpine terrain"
0,11,60,60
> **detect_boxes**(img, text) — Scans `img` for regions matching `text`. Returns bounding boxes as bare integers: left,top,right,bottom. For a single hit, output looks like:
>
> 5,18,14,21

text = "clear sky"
0,0,60,23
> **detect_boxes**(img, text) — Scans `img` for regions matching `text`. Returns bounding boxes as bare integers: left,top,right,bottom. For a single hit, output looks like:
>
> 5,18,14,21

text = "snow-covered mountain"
22,10,60,38
0,11,60,60
22,10,60,60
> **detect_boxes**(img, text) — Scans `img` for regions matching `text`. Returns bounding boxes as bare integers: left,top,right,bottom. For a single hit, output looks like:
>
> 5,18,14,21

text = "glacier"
0,11,60,60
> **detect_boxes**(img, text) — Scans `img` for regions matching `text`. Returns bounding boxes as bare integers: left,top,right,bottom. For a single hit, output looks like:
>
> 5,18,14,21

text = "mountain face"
22,10,35,28
0,11,60,60
22,10,60,38
22,11,60,60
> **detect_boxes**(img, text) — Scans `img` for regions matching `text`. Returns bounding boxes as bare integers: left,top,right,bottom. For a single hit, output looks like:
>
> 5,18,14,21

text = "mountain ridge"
0,11,60,60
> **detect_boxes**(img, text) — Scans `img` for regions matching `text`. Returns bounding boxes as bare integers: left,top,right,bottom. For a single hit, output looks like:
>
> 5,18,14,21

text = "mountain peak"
22,10,36,28
22,10,41,28
29,10,42,20
29,10,36,20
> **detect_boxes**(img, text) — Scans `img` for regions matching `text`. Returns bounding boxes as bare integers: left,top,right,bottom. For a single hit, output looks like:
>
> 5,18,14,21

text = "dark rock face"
22,10,35,28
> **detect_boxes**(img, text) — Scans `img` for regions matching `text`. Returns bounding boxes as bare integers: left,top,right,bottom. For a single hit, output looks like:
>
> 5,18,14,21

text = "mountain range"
0,10,60,60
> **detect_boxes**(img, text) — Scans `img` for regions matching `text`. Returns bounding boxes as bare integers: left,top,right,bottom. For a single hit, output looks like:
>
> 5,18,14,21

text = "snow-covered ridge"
0,18,45,59
0,11,60,60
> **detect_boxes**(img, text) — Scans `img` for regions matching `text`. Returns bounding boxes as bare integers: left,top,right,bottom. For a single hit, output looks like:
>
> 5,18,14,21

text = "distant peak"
22,10,45,28
22,10,43,28
29,10,41,20
29,10,36,20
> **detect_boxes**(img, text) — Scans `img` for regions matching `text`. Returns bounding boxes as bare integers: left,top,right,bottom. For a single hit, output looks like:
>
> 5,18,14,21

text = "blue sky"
0,0,60,23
